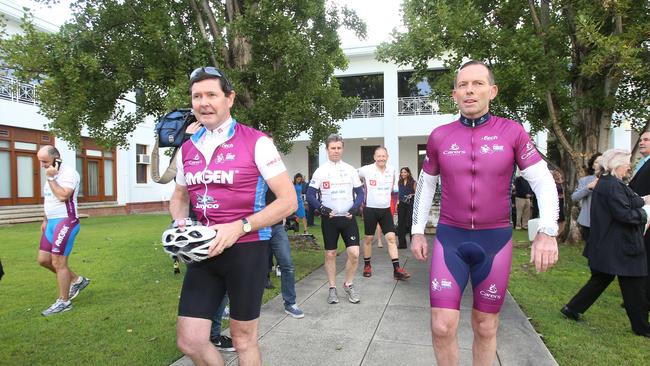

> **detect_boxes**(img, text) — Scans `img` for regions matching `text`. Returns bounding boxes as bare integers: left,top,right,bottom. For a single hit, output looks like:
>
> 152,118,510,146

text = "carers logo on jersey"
520,142,537,160
480,283,502,301
185,170,235,185
322,181,330,189
188,154,202,166
369,179,377,186
443,143,466,156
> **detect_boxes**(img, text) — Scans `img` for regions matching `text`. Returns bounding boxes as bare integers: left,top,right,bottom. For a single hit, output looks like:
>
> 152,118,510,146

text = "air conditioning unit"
137,154,151,164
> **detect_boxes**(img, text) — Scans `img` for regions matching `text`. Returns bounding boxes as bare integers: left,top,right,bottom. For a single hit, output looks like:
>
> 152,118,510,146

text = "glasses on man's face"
190,66,223,81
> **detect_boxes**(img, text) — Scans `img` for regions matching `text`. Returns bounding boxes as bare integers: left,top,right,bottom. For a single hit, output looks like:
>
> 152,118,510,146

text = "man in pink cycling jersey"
411,60,559,366
169,66,296,366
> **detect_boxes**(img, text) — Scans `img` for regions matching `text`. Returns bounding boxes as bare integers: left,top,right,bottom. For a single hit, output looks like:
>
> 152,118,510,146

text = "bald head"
37,145,60,169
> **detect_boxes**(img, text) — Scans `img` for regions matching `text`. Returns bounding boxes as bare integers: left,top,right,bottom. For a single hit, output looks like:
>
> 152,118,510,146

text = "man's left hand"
208,221,244,257
530,233,558,273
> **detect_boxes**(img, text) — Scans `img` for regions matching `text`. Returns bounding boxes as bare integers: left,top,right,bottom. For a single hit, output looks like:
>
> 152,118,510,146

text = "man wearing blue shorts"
37,145,90,316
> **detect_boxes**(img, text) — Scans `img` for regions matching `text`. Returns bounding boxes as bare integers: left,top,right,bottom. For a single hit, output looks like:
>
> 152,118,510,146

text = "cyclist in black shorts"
358,147,411,280
306,134,365,304
169,67,296,365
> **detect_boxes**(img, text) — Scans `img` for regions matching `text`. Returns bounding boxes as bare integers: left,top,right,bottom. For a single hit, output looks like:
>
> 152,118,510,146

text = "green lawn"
0,214,338,366
509,230,650,366
2,218,648,365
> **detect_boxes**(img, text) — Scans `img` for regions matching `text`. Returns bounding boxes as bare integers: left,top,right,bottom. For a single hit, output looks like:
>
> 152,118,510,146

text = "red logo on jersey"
369,180,377,186
323,181,330,189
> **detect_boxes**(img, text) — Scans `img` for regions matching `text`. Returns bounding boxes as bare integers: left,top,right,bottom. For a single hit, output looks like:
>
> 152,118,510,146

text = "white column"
383,64,399,168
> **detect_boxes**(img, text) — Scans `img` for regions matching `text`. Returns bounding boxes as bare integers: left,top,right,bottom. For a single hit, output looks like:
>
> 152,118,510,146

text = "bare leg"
344,246,359,285
471,309,500,366
230,318,262,366
363,235,373,260
385,232,398,260
51,255,74,301
431,308,461,366
325,249,337,287
177,316,224,366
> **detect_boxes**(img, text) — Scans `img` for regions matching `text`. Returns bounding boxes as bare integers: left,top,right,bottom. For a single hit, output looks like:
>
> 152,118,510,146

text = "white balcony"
0,76,39,105
398,96,440,116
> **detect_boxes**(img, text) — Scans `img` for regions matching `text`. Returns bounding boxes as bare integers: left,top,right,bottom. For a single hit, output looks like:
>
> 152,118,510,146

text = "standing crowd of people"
28,60,650,366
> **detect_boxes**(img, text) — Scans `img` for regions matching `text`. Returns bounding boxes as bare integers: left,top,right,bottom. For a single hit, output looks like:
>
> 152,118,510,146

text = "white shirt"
43,164,80,219
358,163,398,208
175,118,286,185
309,159,362,216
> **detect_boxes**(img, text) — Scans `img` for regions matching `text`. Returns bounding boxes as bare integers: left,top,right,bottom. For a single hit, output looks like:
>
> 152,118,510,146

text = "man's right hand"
319,206,333,217
411,234,428,261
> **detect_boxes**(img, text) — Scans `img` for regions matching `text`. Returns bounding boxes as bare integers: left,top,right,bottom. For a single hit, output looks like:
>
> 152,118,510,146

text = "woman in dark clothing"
561,149,650,337
397,167,416,249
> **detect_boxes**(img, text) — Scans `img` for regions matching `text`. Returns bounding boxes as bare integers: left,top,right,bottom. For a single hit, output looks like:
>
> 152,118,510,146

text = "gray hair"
599,148,630,178
325,133,344,148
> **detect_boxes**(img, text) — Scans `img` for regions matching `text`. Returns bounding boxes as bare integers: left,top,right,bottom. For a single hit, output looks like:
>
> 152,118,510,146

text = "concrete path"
172,235,557,366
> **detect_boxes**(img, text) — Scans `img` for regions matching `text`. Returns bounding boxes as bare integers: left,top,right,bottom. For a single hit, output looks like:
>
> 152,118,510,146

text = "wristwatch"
242,218,252,233
537,226,558,237
46,176,56,181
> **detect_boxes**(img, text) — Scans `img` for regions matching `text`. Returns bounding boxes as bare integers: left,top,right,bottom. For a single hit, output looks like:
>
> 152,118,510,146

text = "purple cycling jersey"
180,122,271,243
422,115,541,229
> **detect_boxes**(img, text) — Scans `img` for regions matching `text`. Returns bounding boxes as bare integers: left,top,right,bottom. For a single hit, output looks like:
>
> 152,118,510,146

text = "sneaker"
69,276,90,300
222,306,230,320
41,298,72,316
363,264,372,277
343,283,360,303
211,335,236,352
394,267,411,281
275,266,281,277
284,304,305,319
327,287,339,304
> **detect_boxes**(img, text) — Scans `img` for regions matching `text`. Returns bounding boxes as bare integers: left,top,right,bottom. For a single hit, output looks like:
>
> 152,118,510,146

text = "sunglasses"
190,66,224,80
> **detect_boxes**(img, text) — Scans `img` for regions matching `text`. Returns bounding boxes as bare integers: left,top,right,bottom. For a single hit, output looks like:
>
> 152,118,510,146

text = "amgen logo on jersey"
185,170,235,185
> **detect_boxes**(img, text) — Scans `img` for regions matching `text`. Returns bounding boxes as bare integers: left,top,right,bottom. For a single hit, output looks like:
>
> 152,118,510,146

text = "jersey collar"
191,117,235,143
459,113,490,127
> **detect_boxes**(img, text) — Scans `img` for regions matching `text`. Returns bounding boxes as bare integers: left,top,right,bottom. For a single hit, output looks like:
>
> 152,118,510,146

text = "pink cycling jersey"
179,122,271,242
422,114,542,229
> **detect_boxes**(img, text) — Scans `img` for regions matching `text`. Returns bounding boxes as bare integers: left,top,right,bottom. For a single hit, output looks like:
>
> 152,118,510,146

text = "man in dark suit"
629,131,650,304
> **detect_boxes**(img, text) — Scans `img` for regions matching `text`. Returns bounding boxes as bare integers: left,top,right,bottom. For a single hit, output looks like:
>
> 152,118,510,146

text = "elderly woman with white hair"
561,148,650,337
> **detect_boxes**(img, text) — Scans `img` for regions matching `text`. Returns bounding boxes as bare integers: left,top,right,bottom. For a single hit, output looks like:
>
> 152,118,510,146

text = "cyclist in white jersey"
358,147,411,281
36,145,90,316
306,134,365,304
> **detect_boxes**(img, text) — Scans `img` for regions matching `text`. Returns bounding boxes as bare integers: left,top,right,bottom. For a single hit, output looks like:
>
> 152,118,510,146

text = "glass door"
15,152,40,204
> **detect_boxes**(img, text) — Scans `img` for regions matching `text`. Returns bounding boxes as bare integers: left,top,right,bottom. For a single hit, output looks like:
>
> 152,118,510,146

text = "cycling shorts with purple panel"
40,217,81,256
429,223,512,314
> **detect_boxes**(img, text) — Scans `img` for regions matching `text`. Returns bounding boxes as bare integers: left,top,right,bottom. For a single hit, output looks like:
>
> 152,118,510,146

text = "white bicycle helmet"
161,222,216,263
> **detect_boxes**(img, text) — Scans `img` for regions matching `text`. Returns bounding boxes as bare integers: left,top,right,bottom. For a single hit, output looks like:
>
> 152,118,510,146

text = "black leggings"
397,202,413,248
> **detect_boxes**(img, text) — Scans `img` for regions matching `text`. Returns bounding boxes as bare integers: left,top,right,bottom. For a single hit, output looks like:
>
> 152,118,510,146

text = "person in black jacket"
561,148,650,337
629,131,650,305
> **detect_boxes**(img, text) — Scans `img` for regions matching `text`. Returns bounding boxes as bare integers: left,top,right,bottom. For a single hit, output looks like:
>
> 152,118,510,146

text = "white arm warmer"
520,161,559,231
411,171,438,235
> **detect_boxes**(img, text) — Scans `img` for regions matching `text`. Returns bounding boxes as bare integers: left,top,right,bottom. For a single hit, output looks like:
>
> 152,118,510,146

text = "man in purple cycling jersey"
169,66,296,366
411,60,559,366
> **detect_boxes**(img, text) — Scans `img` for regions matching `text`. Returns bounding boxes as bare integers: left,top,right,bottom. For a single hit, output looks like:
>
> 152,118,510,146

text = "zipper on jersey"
470,128,475,229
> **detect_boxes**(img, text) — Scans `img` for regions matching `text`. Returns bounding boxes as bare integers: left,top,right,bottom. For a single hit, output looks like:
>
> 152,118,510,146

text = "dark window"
417,144,427,176
398,70,446,98
337,74,384,99
136,144,147,184
361,145,380,167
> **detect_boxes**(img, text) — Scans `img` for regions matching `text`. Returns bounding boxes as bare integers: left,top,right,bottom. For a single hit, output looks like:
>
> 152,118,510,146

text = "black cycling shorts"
321,216,360,250
178,240,269,321
362,207,395,236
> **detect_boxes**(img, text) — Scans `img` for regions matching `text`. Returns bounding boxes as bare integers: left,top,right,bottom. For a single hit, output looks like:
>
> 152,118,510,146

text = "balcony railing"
0,76,39,105
349,98,384,118
398,96,439,116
